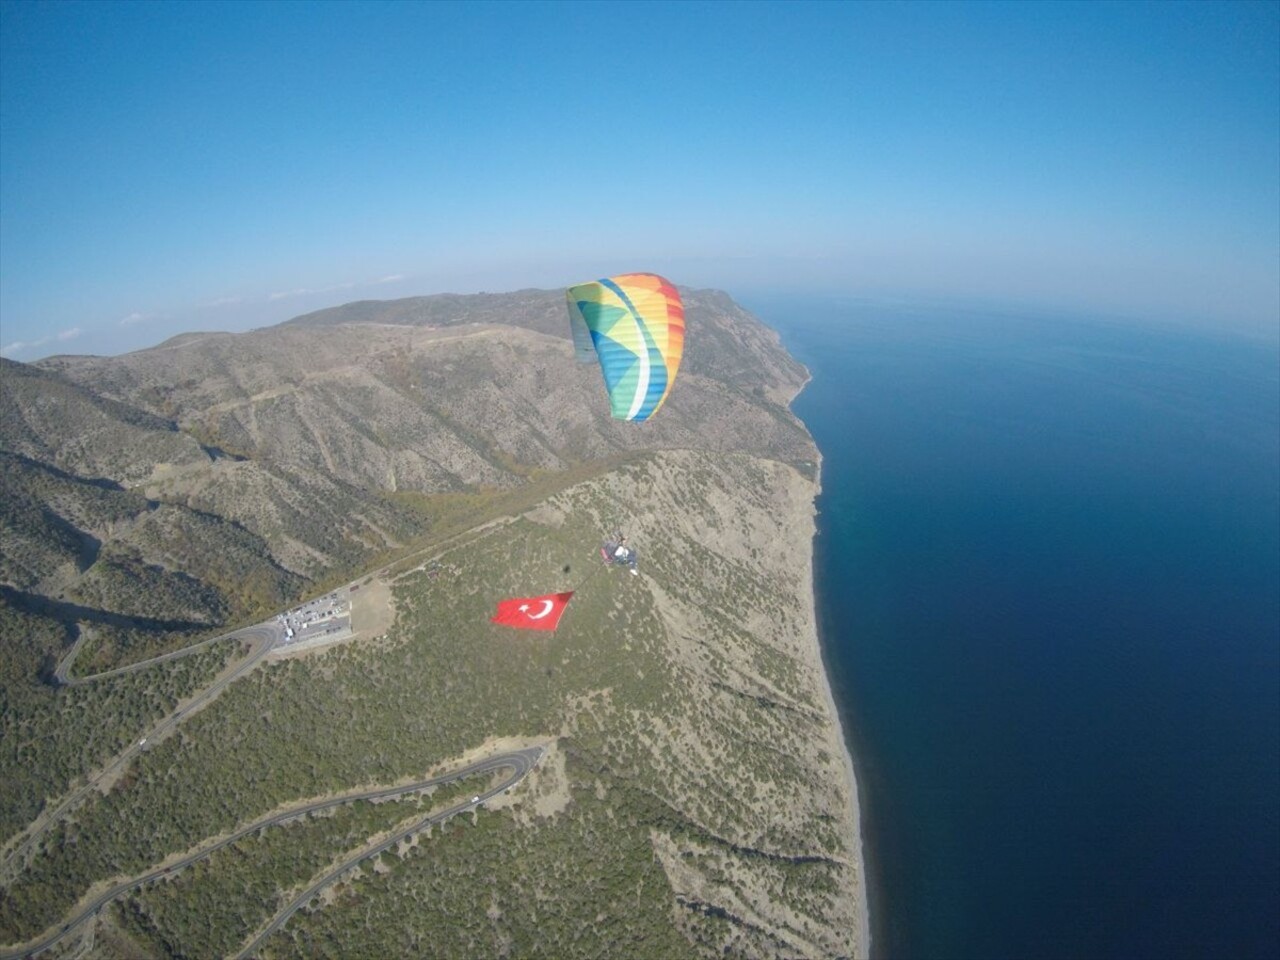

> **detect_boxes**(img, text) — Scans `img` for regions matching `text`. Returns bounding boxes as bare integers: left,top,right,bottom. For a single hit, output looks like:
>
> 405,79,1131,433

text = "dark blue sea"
746,296,1280,960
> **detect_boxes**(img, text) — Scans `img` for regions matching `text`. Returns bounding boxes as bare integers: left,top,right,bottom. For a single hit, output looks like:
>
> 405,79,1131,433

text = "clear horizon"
2,0,1278,360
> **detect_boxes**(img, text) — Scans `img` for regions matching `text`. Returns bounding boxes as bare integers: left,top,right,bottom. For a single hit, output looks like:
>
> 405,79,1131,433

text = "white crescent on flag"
526,599,555,620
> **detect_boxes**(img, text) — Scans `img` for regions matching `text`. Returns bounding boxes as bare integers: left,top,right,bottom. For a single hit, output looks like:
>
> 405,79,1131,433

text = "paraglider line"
573,559,606,594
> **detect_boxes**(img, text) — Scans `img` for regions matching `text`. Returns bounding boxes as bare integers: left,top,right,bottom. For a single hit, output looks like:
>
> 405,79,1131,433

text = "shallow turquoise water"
747,297,1280,959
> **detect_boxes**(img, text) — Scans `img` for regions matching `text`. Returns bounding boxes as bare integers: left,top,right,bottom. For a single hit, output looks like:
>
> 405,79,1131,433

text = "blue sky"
2,0,1277,358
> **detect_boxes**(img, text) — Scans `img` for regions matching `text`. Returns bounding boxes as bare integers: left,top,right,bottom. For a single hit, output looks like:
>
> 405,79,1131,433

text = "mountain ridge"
4,286,813,670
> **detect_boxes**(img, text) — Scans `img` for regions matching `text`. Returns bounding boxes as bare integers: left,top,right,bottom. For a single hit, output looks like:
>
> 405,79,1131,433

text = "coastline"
783,353,872,958
807,450,872,959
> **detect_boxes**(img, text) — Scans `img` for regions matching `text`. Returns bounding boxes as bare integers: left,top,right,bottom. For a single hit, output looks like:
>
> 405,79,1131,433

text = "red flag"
490,591,574,631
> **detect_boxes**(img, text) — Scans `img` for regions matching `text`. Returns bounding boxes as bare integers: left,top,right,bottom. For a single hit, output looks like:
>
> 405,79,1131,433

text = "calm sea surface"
746,297,1280,959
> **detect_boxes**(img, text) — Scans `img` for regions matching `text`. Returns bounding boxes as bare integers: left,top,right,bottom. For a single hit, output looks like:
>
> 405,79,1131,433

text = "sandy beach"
807,453,872,958
787,359,872,957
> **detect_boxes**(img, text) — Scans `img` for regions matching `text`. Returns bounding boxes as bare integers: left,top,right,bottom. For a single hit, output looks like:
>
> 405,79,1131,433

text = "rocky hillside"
37,287,810,491
0,362,306,669
0,288,869,959
2,288,811,669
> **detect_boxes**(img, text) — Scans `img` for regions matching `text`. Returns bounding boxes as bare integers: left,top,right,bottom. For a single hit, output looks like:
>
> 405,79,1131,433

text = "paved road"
233,746,542,959
3,520,531,951
53,626,243,687
4,529,488,878
0,747,542,960
0,623,281,880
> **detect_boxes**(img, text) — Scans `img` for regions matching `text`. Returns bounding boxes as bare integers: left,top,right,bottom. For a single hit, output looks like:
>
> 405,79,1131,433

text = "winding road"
52,624,249,688
0,622,281,882
0,747,542,960
3,525,543,958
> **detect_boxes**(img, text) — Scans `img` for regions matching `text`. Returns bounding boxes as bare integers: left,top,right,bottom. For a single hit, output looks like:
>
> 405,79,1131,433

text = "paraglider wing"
566,273,685,421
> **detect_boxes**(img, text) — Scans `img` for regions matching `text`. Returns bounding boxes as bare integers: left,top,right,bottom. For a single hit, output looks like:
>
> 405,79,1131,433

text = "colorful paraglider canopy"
566,273,685,422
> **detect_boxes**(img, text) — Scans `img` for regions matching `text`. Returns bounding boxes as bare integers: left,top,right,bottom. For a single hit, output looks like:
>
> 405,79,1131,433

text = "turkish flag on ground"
490,592,574,631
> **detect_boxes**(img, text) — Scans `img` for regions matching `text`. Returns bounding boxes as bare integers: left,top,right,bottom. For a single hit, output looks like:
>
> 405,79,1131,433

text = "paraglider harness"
601,532,639,575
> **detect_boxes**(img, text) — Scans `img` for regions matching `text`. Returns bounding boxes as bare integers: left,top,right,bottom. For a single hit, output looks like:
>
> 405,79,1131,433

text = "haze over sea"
749,296,1280,959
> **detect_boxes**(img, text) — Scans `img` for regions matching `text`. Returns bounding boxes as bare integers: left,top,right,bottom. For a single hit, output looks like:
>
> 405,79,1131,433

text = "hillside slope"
7,287,810,665
38,288,810,494
2,450,862,959
0,287,865,958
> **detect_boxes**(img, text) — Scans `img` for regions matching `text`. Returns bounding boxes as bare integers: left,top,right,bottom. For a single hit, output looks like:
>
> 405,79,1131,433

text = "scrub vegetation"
114,783,483,959
1,450,858,958
0,600,235,844
0,289,861,958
